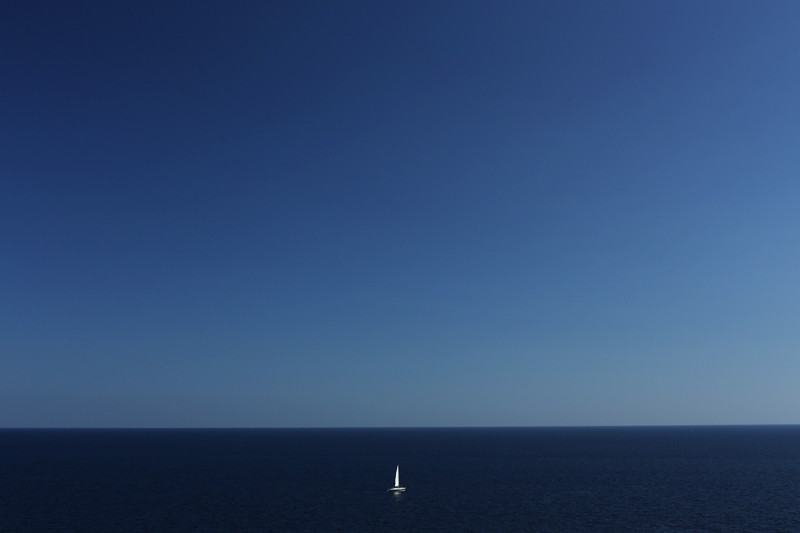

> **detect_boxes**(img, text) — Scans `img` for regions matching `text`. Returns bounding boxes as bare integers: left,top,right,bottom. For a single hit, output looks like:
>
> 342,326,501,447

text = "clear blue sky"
2,1,799,427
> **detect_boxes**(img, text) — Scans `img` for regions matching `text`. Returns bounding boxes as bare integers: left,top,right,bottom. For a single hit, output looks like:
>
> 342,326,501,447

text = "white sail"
388,464,405,492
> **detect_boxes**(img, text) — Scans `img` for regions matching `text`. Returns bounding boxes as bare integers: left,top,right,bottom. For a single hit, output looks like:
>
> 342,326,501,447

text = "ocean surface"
2,426,800,532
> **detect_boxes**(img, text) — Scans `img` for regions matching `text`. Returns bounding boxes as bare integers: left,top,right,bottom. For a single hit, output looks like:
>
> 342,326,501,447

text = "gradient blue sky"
2,1,799,427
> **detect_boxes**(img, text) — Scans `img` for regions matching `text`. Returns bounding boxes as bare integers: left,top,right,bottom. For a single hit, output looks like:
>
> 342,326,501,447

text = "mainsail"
388,464,405,492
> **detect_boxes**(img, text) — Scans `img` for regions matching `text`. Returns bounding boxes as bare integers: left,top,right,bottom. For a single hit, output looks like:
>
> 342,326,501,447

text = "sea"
2,426,800,532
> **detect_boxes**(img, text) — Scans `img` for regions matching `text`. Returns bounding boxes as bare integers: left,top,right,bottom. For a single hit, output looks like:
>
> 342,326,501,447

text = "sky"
2,1,800,427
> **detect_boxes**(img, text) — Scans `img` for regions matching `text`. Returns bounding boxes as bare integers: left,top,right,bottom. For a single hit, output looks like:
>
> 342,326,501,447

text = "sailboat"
388,465,406,492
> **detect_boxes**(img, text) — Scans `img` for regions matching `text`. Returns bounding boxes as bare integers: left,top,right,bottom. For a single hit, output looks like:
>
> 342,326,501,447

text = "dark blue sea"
2,426,800,532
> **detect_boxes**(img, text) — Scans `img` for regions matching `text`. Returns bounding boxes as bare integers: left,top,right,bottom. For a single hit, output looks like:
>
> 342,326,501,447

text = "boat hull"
388,487,406,492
